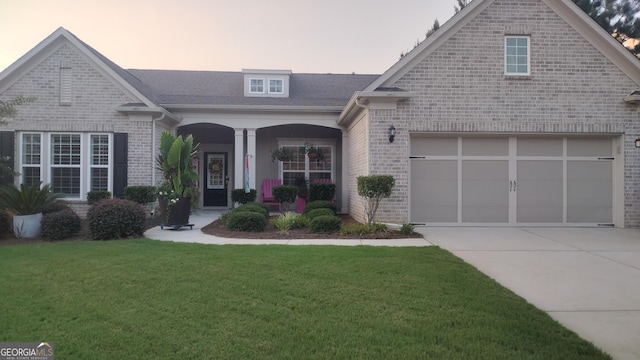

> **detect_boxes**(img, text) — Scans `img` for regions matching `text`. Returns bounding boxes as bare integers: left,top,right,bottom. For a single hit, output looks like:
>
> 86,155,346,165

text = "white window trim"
89,133,113,193
17,132,112,200
504,36,531,76
18,132,44,185
249,78,265,94
268,78,284,94
277,139,336,183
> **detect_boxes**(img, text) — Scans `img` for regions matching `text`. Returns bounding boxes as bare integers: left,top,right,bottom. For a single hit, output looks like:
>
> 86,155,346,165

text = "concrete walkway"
143,209,430,247
416,227,640,360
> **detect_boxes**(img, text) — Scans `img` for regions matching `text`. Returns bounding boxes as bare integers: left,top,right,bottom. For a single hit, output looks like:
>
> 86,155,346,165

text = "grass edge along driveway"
0,240,610,359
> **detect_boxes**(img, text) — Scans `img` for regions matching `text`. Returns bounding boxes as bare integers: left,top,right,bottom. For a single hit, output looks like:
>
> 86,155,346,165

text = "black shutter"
113,133,128,198
0,131,15,186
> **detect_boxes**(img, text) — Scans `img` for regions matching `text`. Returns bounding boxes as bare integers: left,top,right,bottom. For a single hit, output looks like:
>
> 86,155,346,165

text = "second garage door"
410,136,615,226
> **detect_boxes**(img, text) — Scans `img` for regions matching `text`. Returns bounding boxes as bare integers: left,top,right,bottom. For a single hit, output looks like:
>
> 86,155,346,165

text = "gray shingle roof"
127,70,379,107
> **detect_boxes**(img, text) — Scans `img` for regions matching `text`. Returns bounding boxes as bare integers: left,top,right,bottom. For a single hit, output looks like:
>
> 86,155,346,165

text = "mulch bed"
201,214,422,240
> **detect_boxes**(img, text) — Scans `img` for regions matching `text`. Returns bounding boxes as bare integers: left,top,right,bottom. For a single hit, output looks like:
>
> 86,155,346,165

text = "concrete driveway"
416,227,640,360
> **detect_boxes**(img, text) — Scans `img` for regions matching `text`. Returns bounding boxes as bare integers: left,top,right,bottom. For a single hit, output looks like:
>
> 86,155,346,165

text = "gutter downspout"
151,113,166,186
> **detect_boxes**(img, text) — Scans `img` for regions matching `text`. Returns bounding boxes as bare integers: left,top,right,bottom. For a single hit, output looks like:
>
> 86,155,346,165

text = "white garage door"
410,136,614,226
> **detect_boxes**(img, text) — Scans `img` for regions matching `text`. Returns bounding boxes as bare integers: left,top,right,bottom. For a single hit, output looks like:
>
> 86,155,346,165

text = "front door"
203,152,228,207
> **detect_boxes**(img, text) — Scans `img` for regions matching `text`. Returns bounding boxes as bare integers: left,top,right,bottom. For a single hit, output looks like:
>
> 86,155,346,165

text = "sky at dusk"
0,0,458,75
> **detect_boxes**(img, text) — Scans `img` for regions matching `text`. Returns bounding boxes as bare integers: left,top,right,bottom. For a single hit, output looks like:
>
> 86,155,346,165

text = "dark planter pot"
158,196,191,226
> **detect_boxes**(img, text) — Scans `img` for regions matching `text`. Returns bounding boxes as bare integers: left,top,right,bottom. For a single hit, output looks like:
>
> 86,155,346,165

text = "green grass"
0,240,610,359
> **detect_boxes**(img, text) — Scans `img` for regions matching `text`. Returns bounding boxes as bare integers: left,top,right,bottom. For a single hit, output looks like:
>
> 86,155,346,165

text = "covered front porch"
178,123,346,212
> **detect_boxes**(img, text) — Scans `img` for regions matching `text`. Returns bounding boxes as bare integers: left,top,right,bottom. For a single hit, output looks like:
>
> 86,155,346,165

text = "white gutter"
161,104,345,113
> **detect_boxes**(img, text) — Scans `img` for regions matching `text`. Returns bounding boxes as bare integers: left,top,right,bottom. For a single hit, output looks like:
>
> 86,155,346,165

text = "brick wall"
1,44,155,215
360,0,640,226
346,112,369,223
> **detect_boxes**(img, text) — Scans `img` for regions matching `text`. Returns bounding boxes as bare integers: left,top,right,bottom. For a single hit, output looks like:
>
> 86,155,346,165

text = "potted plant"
271,147,295,162
156,131,199,227
299,142,324,161
0,182,62,238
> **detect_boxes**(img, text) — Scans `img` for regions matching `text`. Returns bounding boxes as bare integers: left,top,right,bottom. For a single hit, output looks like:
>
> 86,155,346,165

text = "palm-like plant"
156,131,199,197
0,182,62,215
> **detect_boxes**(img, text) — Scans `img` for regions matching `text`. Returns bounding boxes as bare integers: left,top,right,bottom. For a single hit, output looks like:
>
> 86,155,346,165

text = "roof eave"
161,104,346,113
337,91,413,126
116,106,181,125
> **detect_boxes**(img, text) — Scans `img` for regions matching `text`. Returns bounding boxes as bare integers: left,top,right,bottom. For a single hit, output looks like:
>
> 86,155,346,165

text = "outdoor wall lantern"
389,125,396,143
636,138,640,148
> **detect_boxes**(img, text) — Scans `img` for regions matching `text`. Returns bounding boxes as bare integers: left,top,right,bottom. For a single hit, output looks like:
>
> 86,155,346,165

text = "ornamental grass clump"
270,212,308,234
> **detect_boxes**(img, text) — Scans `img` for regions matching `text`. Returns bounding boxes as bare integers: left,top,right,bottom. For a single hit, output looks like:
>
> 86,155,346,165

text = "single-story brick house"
1,0,639,227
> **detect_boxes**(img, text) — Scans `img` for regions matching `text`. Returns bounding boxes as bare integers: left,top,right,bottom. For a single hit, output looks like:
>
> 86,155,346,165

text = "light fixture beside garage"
636,138,640,148
389,125,396,143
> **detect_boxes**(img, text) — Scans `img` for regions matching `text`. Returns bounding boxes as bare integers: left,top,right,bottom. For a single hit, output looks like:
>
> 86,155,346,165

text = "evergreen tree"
572,0,640,57
454,0,471,13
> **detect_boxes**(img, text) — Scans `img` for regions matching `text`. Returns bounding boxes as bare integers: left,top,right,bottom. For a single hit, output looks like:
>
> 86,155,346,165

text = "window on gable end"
505,36,530,76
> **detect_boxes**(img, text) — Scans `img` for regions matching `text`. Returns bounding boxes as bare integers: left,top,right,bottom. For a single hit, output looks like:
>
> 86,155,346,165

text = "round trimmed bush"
310,215,341,233
303,200,336,215
87,198,146,240
124,186,157,204
234,203,269,219
41,209,81,241
87,190,112,205
227,211,266,232
231,189,257,204
41,201,71,215
306,208,335,220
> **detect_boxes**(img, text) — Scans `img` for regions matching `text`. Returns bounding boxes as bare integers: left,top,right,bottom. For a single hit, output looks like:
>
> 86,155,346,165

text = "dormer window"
250,78,265,93
243,69,291,98
269,79,284,94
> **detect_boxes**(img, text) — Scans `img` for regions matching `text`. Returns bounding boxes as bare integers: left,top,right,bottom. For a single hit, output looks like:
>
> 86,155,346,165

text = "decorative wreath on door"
208,158,224,175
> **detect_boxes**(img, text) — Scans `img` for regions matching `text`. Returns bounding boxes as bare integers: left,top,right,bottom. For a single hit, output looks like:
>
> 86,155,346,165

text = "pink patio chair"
261,178,282,211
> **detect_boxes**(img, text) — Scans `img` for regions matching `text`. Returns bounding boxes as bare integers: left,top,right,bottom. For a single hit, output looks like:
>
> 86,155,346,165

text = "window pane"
517,47,528,56
52,134,80,165
52,167,80,197
250,79,264,93
91,134,109,165
517,65,528,73
517,38,528,46
22,134,41,165
91,168,108,191
506,38,517,46
269,79,283,93
22,167,40,187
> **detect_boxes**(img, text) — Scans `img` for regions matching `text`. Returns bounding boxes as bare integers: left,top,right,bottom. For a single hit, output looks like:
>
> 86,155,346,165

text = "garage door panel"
517,160,563,223
567,161,612,223
411,160,457,223
462,160,508,223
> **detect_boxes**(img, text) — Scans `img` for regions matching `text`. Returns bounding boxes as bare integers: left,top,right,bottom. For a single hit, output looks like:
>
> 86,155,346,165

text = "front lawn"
0,240,609,359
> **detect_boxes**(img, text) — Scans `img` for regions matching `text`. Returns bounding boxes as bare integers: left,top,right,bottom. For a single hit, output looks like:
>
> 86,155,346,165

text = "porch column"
341,130,349,214
234,128,244,190
247,128,257,189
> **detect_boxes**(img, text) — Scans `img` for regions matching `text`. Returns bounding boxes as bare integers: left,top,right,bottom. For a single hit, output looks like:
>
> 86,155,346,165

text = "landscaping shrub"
227,211,266,232
272,185,298,212
231,189,257,204
124,186,157,204
270,212,302,233
41,209,81,241
340,222,389,236
250,202,270,214
217,211,232,228
0,210,10,235
87,198,146,240
308,183,336,202
87,190,111,205
400,223,416,235
303,200,336,215
41,201,71,215
357,175,395,226
309,215,341,233
233,203,269,219
305,208,335,220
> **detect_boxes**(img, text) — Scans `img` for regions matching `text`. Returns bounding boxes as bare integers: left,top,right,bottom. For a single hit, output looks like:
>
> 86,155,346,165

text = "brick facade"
354,0,640,226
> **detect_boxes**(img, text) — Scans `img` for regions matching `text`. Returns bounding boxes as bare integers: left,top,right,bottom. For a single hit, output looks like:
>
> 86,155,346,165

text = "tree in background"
0,96,34,182
572,0,640,57
454,0,471,13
